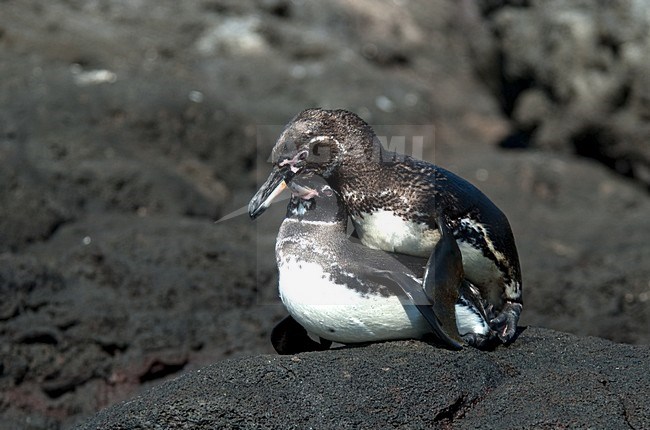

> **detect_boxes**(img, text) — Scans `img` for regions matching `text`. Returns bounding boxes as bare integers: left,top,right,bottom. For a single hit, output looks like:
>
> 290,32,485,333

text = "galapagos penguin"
272,176,497,353
250,108,523,344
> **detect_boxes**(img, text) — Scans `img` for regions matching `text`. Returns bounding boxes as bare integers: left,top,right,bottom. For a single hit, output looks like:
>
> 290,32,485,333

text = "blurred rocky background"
0,0,648,428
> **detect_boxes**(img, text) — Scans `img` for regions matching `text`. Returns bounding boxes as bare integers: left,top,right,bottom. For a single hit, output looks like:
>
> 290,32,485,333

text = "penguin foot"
489,301,523,343
271,315,332,355
461,332,499,350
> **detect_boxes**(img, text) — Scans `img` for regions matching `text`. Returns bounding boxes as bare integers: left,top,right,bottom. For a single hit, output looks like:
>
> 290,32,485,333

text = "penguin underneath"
250,108,522,345
271,176,498,354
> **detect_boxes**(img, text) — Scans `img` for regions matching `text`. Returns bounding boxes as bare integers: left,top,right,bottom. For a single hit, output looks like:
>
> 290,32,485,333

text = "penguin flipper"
365,269,462,350
271,315,332,355
421,215,464,345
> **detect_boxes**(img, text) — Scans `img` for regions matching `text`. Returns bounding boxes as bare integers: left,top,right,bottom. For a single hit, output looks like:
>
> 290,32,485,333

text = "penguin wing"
364,268,463,350
419,214,465,346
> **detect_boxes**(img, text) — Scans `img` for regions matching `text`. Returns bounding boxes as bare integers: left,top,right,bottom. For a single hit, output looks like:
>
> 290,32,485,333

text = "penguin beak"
249,150,315,219
248,165,294,219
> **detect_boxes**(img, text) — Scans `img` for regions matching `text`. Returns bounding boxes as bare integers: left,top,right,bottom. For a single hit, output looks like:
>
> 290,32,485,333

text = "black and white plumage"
272,177,497,353
250,108,523,345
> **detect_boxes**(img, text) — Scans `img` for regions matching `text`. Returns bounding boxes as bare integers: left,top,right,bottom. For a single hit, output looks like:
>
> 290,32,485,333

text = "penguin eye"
322,186,333,196
308,137,333,163
312,141,327,156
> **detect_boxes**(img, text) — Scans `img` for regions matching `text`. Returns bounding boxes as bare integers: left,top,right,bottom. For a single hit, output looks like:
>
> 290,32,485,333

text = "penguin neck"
327,141,413,218
328,136,387,192
285,198,348,234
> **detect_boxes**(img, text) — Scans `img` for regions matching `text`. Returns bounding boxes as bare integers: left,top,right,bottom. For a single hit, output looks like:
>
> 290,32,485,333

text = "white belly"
353,211,504,298
352,210,440,257
278,258,489,343
278,258,430,343
457,240,502,291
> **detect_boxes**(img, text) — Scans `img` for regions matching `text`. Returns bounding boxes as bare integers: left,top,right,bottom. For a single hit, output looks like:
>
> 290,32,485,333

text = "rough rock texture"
79,328,650,429
1,0,649,428
474,0,650,187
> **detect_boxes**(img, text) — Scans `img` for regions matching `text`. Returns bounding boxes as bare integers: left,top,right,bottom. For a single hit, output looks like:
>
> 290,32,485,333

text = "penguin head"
249,108,375,219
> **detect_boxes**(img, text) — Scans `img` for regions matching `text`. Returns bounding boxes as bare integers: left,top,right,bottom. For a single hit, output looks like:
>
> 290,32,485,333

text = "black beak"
248,165,296,219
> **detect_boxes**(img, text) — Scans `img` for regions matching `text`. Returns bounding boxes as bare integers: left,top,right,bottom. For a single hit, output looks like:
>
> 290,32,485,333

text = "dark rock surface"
474,0,650,187
1,1,649,428
79,327,650,429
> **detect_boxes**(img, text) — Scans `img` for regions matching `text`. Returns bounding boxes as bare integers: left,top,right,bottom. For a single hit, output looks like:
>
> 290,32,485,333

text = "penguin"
271,176,498,354
250,108,522,344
